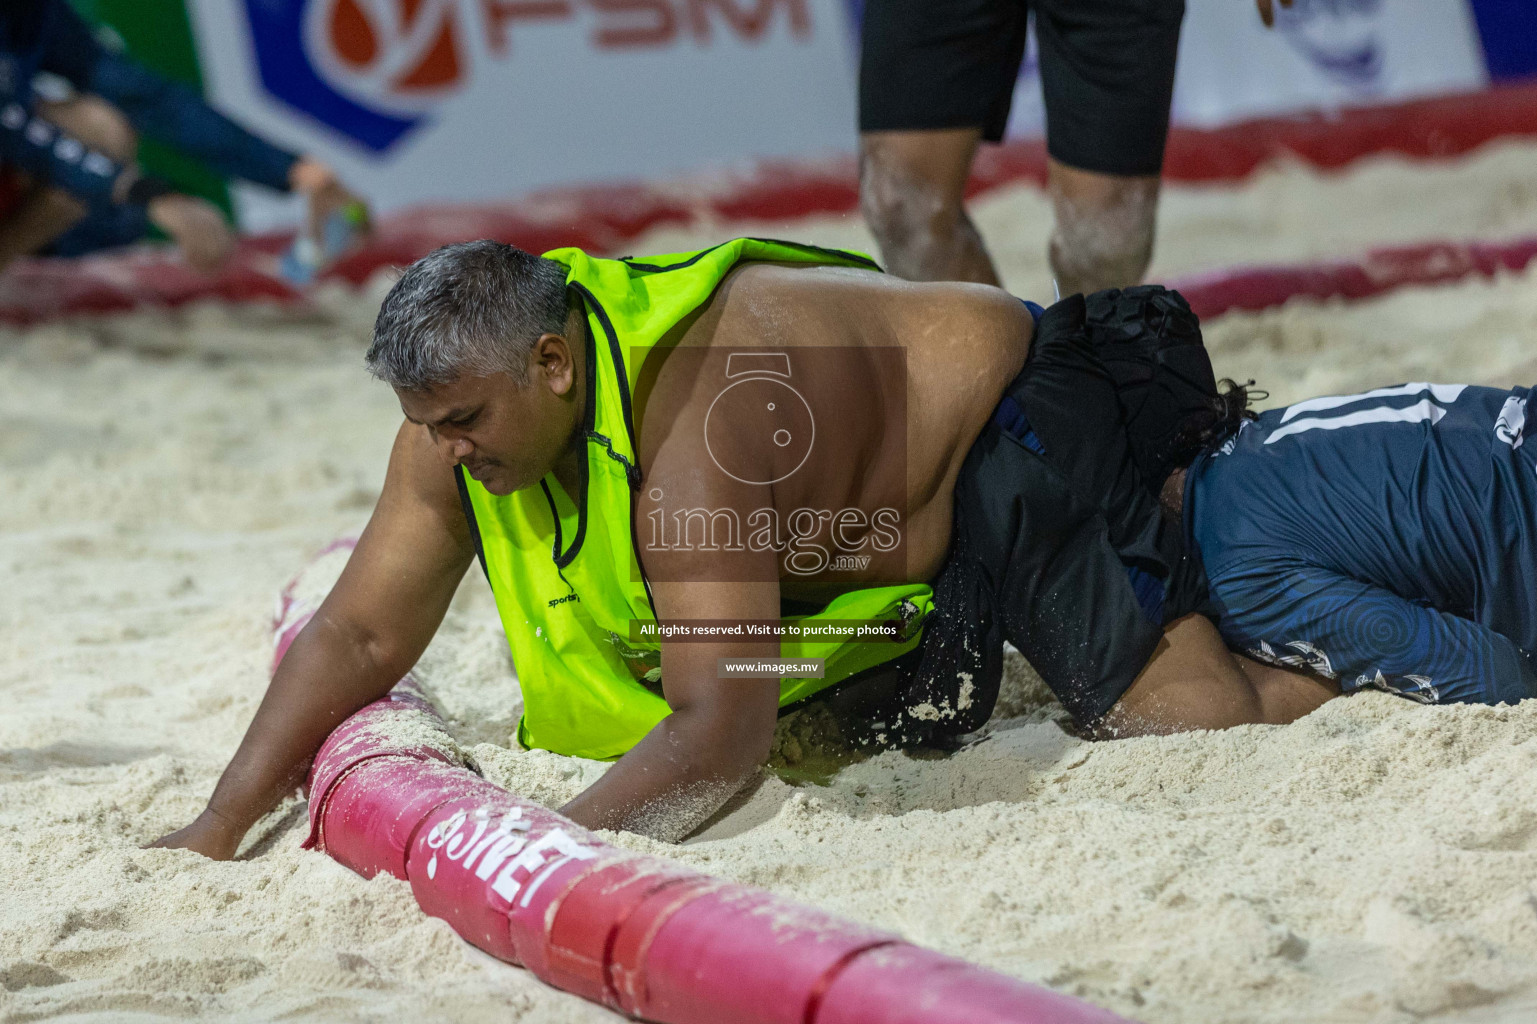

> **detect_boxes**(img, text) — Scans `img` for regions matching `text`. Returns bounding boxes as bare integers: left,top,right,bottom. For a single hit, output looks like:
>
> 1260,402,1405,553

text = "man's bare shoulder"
702,261,1029,364
720,263,1031,402
902,278,1032,379
637,260,1030,459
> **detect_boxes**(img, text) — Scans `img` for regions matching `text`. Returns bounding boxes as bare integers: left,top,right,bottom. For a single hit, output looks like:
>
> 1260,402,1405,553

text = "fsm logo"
243,0,447,152
305,0,467,113
243,0,813,153
1276,0,1384,90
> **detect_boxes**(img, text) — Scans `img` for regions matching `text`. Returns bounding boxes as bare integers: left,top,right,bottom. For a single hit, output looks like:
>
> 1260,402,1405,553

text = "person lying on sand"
151,237,1321,856
986,289,1537,710
1176,380,1537,706
153,238,1530,856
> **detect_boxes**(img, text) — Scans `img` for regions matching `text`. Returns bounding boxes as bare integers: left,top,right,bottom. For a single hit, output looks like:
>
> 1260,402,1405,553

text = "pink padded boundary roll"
276,545,1133,1024
1174,235,1537,320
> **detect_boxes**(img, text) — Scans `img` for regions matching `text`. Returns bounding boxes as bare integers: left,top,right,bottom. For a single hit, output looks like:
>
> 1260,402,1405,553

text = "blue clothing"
0,1,296,243
46,194,144,256
1187,382,1537,706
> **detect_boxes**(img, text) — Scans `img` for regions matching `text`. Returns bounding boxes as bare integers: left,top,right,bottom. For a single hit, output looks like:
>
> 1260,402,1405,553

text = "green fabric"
463,239,932,759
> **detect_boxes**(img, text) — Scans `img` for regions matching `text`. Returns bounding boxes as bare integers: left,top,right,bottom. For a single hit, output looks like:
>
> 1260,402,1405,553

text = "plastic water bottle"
279,201,368,285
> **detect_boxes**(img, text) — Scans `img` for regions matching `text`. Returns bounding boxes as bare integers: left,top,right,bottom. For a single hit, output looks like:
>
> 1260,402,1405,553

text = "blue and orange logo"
243,0,469,152
1275,0,1383,89
245,0,818,151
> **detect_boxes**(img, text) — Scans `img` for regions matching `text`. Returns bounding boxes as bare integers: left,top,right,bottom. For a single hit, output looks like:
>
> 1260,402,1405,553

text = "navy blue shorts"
1187,383,1537,706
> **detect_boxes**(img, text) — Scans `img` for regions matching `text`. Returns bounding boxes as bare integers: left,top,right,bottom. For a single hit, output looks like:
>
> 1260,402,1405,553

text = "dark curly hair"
1169,377,1263,466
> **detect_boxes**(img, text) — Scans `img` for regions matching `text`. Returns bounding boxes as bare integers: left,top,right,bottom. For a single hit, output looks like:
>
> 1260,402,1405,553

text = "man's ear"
533,333,575,396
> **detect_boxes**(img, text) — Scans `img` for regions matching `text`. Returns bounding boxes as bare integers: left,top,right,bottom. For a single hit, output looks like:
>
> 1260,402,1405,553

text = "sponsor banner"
163,0,1528,226
1005,0,1490,138
187,0,860,228
1166,0,1489,128
1470,0,1537,81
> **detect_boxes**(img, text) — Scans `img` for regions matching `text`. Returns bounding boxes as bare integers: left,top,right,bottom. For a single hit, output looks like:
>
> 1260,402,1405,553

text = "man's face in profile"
397,364,576,496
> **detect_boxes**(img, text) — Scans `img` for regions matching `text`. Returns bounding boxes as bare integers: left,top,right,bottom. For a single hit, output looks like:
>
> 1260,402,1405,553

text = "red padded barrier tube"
311,757,471,881
530,856,712,1006
1173,235,1537,319
816,943,1129,1024
615,885,900,1024
273,545,1136,1023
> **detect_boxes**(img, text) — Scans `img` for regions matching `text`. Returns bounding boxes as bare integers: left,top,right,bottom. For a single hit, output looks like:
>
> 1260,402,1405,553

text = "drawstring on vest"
585,429,643,490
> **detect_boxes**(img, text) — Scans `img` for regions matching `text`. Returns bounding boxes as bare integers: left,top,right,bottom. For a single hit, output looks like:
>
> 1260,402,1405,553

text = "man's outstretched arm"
151,422,474,858
557,578,782,842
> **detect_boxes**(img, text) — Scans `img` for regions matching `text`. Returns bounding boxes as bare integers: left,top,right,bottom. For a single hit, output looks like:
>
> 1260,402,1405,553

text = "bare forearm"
559,708,768,842
205,614,399,834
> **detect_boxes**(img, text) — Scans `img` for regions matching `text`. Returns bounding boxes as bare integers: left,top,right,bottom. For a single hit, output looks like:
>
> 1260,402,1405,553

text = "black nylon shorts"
858,0,1184,176
893,293,1211,734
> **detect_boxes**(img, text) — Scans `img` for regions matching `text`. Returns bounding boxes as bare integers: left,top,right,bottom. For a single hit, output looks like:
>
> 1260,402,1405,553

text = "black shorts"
858,0,1184,177
817,292,1216,740
885,294,1209,734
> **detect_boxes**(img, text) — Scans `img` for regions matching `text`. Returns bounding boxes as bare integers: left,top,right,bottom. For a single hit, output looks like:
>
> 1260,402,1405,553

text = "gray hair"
366,240,572,390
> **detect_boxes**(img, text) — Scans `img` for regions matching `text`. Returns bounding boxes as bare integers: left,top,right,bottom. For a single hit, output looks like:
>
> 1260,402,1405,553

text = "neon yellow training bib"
459,239,932,759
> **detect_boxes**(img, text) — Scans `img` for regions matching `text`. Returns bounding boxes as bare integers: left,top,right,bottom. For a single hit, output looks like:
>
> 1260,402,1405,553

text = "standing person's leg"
1046,159,1160,297
857,0,1029,284
859,129,996,285
1035,0,1183,295
0,94,233,271
39,95,139,164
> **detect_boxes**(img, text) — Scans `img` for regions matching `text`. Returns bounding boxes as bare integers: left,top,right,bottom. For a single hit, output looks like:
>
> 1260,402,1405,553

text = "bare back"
634,262,1031,595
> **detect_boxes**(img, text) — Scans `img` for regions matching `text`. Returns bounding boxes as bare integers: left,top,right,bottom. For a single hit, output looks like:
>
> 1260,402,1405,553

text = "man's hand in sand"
148,806,243,860
154,418,478,859
1254,0,1293,27
147,193,235,274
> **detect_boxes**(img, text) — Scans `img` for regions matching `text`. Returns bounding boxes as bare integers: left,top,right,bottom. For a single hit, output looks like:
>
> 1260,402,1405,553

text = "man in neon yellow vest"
155,238,1333,857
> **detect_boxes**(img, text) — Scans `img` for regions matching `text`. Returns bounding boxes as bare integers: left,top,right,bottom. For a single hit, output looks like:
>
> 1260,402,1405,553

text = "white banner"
189,0,861,228
1169,0,1487,127
189,0,1495,229
1005,0,1488,138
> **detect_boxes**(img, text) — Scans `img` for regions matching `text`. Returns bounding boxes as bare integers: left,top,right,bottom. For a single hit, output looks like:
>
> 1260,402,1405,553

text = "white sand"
4,143,1537,1023
639,137,1537,304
